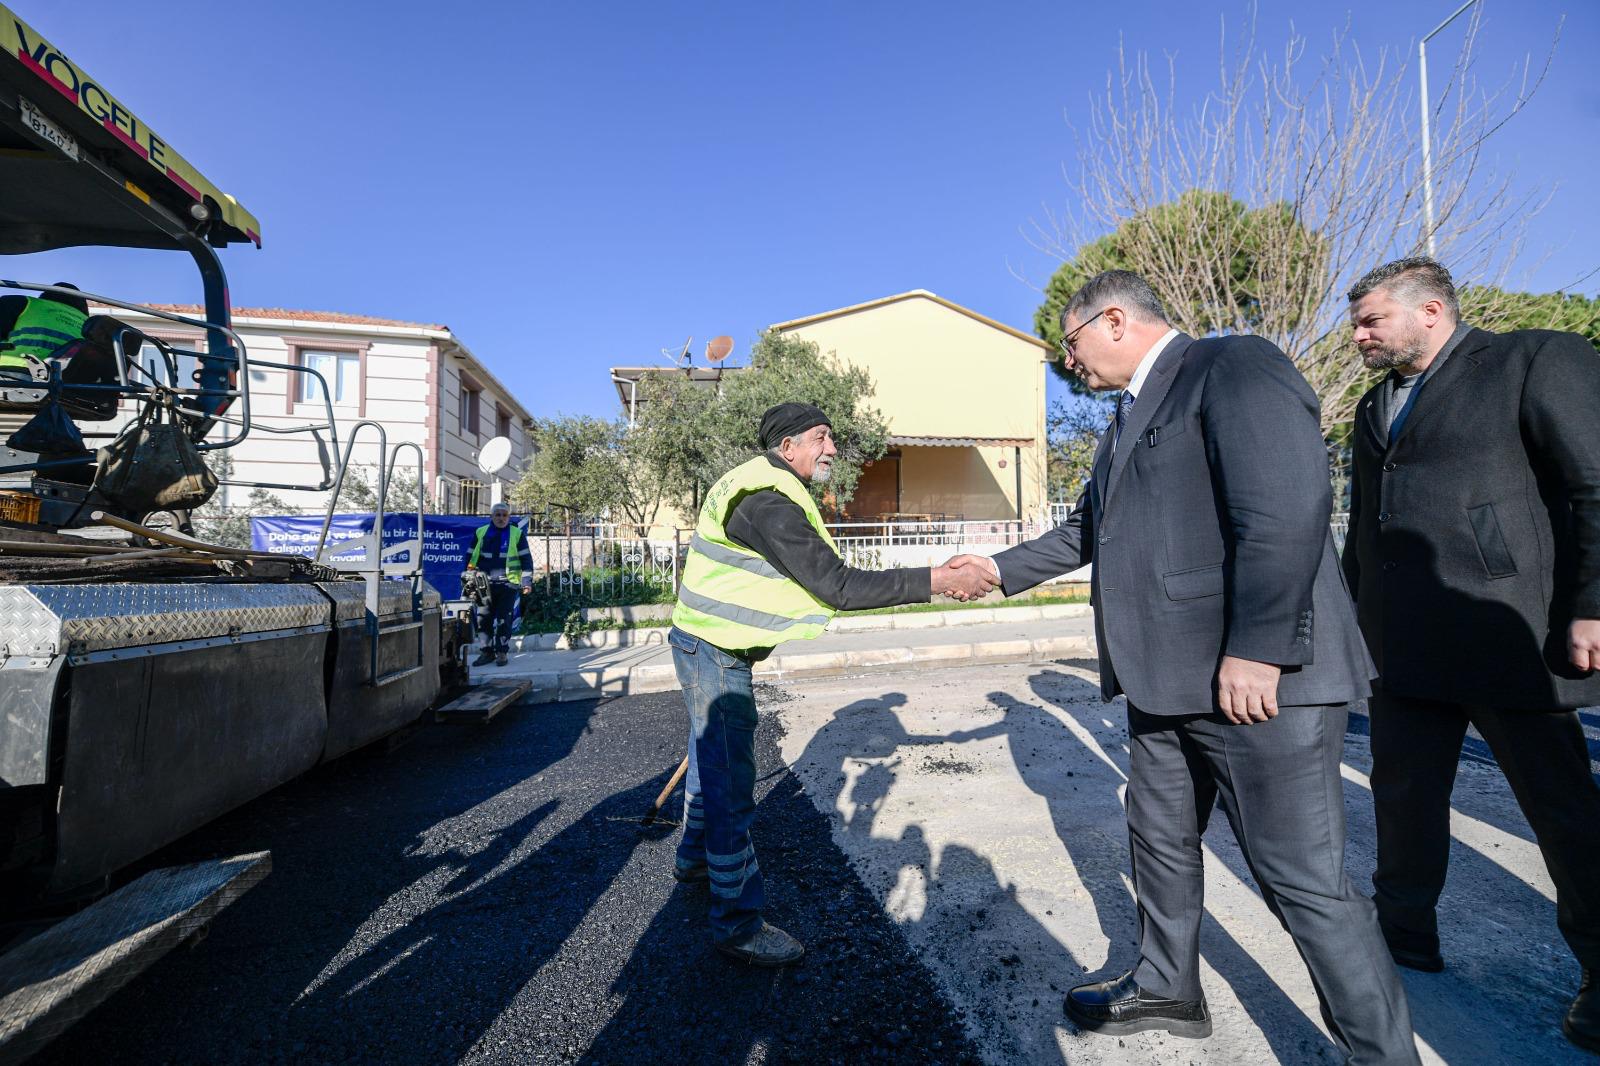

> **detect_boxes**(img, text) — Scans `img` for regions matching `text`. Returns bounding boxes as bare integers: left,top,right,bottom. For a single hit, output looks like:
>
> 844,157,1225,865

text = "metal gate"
535,526,680,601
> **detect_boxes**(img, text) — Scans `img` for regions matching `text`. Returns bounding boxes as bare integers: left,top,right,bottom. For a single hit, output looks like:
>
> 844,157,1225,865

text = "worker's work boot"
495,651,508,667
673,860,709,884
473,648,495,667
715,922,805,968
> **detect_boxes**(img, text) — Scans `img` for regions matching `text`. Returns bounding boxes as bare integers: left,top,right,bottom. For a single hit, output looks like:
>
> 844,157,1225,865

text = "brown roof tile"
143,304,448,331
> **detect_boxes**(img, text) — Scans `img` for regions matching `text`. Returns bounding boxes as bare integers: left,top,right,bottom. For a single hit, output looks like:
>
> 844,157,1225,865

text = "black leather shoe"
1065,970,1212,1038
1379,925,1445,972
1566,969,1600,1053
1387,945,1445,973
472,649,495,667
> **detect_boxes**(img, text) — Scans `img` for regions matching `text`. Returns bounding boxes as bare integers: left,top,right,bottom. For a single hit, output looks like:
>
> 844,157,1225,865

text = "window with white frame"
300,349,360,405
459,382,481,437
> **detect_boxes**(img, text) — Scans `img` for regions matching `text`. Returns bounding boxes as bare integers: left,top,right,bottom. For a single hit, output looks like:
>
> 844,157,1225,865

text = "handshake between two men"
929,553,1000,603
927,552,1281,726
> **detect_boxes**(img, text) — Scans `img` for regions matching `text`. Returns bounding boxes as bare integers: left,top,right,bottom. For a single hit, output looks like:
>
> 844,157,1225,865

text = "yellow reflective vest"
469,522,524,583
672,456,839,652
2,297,87,369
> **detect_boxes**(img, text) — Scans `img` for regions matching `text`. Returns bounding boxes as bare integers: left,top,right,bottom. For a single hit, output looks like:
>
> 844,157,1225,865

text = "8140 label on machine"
18,95,78,160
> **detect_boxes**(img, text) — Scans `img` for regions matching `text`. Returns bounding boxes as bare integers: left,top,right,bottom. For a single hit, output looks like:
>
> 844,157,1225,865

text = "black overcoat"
1342,327,1600,709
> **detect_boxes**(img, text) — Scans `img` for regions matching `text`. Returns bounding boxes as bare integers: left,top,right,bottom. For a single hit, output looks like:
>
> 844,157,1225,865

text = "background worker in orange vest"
466,502,533,666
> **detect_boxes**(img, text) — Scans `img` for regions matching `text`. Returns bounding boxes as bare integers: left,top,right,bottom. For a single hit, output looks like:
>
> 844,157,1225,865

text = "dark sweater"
722,454,931,627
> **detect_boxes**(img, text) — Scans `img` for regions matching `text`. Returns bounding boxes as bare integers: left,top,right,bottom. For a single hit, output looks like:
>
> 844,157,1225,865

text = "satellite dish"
706,336,734,363
477,435,513,475
661,336,692,367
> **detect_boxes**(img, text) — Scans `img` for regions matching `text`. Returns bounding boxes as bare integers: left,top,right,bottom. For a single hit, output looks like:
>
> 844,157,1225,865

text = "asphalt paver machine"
0,13,463,1044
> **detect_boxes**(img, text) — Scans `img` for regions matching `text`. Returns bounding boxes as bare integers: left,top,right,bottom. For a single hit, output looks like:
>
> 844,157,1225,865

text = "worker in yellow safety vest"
667,402,997,966
0,284,89,380
466,501,533,666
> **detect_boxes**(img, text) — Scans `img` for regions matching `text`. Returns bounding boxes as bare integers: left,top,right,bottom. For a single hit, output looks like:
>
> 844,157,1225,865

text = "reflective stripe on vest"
676,585,832,633
688,533,784,580
2,298,87,368
469,522,523,582
671,455,839,652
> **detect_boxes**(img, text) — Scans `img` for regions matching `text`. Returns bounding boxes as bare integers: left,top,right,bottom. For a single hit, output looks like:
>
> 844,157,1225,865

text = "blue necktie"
1114,389,1136,449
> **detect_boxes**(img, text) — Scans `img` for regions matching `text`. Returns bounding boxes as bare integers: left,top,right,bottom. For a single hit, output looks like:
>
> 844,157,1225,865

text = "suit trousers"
1127,703,1418,1066
1368,693,1600,969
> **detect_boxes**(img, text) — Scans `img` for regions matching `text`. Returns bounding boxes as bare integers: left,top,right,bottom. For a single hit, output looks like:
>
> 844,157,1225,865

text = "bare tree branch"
1029,9,1568,433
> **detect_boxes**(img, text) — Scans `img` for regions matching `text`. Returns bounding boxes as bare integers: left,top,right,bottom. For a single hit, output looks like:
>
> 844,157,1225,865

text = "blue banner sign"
250,513,526,601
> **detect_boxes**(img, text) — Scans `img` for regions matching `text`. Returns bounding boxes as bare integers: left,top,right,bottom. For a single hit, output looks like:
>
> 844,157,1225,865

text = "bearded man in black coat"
1342,256,1600,1054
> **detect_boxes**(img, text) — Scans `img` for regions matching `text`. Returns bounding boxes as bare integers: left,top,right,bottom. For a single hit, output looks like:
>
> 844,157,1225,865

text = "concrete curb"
504,633,1097,706
513,602,1092,652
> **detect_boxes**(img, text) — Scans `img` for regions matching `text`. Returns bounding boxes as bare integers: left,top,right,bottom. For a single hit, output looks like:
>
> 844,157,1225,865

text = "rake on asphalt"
604,755,690,831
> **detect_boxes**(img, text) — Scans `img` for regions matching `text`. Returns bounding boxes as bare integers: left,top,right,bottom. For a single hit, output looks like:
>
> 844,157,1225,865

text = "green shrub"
518,566,676,634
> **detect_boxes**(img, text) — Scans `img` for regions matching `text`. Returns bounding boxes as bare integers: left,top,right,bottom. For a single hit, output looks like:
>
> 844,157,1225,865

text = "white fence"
534,527,680,602
826,518,1057,574
1330,512,1350,553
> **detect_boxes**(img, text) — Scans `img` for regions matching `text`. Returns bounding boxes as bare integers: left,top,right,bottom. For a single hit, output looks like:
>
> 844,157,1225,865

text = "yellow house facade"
769,290,1050,524
610,290,1051,538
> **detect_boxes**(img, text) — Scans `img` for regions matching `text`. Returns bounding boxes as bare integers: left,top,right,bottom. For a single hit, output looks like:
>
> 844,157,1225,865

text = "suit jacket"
1342,327,1600,709
994,333,1372,714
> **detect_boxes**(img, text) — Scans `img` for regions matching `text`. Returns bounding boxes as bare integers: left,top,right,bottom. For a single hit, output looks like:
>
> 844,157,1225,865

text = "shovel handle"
643,755,690,824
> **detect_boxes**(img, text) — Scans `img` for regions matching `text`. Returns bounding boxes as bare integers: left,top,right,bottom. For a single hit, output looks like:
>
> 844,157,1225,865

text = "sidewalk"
475,603,1097,704
776,662,1590,1064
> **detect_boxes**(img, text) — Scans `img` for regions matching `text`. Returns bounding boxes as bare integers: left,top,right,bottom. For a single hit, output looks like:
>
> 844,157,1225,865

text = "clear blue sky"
10,0,1597,419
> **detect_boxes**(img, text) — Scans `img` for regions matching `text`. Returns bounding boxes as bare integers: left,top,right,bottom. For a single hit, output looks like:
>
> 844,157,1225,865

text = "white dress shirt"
1125,328,1180,403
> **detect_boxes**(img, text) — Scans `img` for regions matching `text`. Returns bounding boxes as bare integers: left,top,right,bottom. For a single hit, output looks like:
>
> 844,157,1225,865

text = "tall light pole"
1419,0,1481,257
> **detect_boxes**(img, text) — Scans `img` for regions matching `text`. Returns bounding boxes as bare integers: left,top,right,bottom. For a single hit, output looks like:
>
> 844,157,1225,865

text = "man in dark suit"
1342,256,1600,1053
954,271,1418,1064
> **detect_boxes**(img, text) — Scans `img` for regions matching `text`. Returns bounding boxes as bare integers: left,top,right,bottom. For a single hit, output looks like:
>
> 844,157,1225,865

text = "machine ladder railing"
313,421,427,688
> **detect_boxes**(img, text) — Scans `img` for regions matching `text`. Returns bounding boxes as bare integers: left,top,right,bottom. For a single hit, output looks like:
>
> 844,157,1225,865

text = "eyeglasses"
1057,309,1108,359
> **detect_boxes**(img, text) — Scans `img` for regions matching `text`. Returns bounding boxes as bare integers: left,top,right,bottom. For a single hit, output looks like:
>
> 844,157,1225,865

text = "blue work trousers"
668,626,764,942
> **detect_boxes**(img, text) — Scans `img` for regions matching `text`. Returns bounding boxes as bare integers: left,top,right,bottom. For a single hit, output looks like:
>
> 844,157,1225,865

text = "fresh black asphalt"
37,689,983,1065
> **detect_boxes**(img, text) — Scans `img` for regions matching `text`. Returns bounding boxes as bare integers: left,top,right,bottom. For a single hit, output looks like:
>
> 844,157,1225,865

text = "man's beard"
810,461,833,484
1360,326,1428,371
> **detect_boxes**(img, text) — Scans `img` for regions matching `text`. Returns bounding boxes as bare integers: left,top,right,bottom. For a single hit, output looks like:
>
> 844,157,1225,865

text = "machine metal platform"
0,851,271,1064
434,679,531,724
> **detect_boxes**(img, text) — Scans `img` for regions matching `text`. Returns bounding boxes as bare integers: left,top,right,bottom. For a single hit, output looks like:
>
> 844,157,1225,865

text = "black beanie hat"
759,403,832,450
43,282,88,315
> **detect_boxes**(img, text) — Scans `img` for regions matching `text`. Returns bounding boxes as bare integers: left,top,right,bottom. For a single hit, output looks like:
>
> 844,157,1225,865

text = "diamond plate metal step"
0,851,270,1063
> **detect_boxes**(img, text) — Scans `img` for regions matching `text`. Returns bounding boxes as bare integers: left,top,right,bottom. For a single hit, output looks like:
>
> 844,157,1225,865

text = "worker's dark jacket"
722,454,931,658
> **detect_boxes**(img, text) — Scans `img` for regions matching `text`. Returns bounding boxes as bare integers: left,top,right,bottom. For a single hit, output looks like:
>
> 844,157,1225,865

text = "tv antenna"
705,336,734,364
660,336,692,368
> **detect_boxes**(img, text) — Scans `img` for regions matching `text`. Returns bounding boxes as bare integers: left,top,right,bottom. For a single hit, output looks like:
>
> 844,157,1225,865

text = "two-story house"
113,306,534,514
